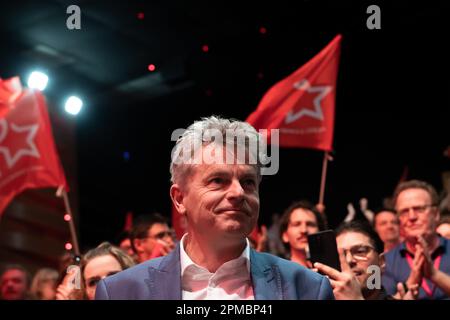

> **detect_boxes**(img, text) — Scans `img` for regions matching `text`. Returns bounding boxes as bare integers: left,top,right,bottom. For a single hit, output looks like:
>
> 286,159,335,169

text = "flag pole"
318,151,330,207
57,186,81,256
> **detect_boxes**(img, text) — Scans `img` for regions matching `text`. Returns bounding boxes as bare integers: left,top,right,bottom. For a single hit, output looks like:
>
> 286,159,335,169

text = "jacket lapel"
145,245,283,300
146,244,182,300
250,250,283,300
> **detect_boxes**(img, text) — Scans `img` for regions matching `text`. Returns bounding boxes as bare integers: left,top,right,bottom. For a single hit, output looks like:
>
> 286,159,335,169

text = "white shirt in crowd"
180,234,255,300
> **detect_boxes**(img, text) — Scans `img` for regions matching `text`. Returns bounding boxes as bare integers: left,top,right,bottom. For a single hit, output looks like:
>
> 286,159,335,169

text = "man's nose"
406,209,418,220
227,179,245,198
299,224,308,234
344,250,356,265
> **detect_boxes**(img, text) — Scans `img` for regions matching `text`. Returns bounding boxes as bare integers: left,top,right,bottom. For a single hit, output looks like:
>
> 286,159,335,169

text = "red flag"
123,211,134,232
0,77,22,118
171,202,187,240
246,35,342,151
0,77,68,214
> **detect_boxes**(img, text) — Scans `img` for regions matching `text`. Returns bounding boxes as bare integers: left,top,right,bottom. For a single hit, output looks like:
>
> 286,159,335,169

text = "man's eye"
242,179,256,187
88,279,99,287
210,178,224,184
355,248,368,255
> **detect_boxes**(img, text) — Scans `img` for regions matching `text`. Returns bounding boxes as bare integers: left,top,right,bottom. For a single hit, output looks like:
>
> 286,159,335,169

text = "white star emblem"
284,79,333,124
0,119,40,169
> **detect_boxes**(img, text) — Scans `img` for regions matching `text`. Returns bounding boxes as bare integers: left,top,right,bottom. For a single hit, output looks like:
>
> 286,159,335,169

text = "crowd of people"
1,116,449,300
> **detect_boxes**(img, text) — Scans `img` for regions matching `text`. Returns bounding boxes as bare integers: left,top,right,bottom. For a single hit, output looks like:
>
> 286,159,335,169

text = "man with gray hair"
96,116,334,300
382,180,450,299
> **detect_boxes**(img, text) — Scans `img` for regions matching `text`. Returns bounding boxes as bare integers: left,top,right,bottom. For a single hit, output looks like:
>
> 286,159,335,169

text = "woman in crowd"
30,268,59,300
56,242,135,300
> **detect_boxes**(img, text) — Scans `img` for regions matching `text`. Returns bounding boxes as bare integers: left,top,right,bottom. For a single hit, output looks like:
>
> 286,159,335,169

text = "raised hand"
417,236,436,279
406,243,424,288
393,282,419,300
314,250,364,300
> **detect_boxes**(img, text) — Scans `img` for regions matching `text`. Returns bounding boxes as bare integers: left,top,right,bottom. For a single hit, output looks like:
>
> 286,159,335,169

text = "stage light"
64,96,83,115
27,71,48,91
148,64,156,72
202,45,209,53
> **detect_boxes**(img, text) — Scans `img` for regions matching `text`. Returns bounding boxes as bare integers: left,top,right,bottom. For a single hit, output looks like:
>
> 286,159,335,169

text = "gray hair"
393,180,440,209
170,116,267,186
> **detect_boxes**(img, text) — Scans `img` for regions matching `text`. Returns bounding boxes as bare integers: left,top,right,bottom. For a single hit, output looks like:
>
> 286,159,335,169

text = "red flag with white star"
246,35,342,151
0,77,68,215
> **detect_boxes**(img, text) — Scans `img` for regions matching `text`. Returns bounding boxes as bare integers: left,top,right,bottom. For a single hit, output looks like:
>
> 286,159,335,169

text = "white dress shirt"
180,234,255,300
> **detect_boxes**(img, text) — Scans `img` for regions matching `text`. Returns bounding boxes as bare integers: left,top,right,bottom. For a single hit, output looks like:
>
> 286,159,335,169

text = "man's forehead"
397,188,432,205
149,223,169,233
290,208,316,222
337,232,371,247
3,269,25,277
200,163,258,177
192,143,259,164
376,211,397,221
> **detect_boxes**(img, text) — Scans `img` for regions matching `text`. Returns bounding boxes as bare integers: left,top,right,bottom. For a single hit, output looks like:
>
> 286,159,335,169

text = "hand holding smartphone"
307,230,341,272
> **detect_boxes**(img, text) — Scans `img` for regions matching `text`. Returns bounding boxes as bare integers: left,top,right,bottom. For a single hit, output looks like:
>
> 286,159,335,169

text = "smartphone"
307,230,341,272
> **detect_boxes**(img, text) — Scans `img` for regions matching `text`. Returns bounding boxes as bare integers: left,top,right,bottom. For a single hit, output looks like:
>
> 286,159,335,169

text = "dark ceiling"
1,0,449,249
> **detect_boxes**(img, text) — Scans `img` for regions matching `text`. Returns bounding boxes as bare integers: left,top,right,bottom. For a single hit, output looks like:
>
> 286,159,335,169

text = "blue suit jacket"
95,245,334,300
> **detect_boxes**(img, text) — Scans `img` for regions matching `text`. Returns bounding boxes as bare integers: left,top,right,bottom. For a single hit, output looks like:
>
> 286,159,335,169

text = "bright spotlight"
27,71,49,91
64,96,83,115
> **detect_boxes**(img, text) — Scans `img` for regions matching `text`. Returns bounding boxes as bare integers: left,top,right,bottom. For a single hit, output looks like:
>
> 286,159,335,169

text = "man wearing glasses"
382,180,450,299
130,213,176,263
314,221,418,299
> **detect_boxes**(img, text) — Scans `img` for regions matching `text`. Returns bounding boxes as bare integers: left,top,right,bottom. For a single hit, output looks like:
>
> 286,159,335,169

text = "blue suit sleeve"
95,279,110,300
318,276,335,300
382,270,398,296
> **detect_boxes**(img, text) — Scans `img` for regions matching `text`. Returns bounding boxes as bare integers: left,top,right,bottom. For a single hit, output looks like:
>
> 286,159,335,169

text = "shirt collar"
399,236,446,258
179,233,251,276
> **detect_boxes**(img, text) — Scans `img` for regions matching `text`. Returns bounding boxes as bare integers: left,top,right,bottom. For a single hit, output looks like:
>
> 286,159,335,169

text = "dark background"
1,0,449,250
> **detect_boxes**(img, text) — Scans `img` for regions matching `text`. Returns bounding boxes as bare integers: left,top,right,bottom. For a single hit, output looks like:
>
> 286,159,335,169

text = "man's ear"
434,209,441,224
379,252,386,273
170,183,186,215
133,238,144,254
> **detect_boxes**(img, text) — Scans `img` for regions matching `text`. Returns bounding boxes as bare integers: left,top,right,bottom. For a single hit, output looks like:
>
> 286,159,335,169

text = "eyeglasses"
342,245,375,261
141,231,173,240
396,204,436,218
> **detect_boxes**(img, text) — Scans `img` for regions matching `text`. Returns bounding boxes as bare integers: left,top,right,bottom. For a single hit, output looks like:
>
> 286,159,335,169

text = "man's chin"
222,223,251,236
3,293,20,300
404,234,425,245
355,274,368,287
293,243,308,252
386,235,399,242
